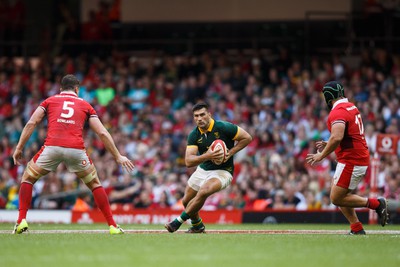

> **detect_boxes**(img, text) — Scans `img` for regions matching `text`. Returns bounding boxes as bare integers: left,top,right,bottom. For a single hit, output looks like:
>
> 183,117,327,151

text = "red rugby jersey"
327,98,370,165
39,91,98,149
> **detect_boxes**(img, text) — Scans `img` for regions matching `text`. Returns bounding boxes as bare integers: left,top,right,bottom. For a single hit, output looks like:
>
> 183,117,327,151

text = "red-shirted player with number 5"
12,74,135,235
306,81,388,235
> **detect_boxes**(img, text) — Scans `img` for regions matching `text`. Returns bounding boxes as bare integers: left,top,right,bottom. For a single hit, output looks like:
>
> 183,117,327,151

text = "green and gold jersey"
187,119,239,175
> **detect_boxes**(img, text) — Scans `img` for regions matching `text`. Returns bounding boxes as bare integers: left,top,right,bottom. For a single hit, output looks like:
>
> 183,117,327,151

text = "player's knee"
330,195,341,206
21,175,37,185
197,182,220,199
182,198,189,208
24,162,46,183
196,189,213,200
78,166,97,185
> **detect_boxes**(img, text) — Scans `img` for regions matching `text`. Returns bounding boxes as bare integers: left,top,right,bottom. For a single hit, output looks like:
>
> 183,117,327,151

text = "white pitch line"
1,229,400,235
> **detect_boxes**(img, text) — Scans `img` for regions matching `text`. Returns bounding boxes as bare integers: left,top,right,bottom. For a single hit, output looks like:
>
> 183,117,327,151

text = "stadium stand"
0,0,399,215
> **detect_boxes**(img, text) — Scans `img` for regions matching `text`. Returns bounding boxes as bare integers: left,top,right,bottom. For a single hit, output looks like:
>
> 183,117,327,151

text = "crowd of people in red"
0,46,399,212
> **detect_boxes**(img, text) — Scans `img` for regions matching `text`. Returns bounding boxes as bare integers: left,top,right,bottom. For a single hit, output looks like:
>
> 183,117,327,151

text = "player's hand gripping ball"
210,139,228,165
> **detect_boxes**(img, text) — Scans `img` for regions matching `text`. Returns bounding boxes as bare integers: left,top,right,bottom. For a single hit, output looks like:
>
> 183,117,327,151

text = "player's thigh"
198,178,223,197
206,169,233,190
59,147,97,185
23,160,50,182
75,164,100,187
197,169,233,197
333,162,368,190
33,146,63,172
187,166,208,191
62,148,92,173
330,184,351,202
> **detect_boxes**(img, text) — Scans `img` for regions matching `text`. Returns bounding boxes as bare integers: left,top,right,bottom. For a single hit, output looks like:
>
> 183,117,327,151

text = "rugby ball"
210,139,228,165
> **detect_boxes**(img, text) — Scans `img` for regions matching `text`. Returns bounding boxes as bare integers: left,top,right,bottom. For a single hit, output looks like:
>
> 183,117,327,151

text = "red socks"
92,186,117,227
17,182,33,224
18,183,116,227
366,198,380,210
350,222,364,232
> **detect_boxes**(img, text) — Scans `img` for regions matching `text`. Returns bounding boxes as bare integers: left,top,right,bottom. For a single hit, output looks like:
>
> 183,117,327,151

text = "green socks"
191,218,204,229
175,212,204,230
176,211,191,224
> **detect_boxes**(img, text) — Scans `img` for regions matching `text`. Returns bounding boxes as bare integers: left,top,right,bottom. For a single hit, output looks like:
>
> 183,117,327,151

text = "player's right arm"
185,145,224,167
89,117,135,172
318,122,344,157
13,107,46,165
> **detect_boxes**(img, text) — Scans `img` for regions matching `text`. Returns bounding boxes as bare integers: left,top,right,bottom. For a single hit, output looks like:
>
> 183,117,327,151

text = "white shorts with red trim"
333,162,368,190
188,166,233,191
33,146,92,172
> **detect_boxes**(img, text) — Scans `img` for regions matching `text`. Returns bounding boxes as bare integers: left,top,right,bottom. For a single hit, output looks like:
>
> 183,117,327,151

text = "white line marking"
2,229,400,234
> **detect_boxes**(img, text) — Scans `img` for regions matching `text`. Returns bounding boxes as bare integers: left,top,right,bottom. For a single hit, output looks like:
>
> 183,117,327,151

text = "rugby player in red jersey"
12,74,135,234
306,81,388,235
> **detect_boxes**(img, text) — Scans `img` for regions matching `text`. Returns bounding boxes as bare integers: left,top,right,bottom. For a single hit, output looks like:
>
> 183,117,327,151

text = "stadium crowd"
0,46,399,212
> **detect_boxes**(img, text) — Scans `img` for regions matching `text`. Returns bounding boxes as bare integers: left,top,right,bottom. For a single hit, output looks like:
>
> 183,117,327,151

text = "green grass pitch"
0,223,399,267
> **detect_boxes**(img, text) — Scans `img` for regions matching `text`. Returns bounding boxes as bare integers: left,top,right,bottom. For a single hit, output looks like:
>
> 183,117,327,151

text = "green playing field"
1,223,399,267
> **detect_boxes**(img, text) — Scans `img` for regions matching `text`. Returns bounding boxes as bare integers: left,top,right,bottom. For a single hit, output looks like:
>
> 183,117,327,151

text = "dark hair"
192,102,209,113
61,74,80,91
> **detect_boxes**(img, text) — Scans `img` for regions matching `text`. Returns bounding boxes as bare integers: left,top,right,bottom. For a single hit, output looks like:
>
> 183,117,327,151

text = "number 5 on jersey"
61,101,75,118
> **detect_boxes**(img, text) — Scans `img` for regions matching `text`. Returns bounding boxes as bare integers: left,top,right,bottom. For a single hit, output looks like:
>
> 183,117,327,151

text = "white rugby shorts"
333,162,368,190
188,166,233,191
33,146,92,172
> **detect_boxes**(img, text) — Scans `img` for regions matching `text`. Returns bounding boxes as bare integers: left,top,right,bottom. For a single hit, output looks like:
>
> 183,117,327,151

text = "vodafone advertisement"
376,134,399,155
72,209,242,224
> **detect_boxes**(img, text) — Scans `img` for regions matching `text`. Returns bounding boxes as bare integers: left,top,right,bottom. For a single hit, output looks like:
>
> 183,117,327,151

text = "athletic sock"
191,218,204,229
366,198,380,210
176,211,191,224
350,222,364,233
17,182,33,224
92,186,116,227
191,218,202,226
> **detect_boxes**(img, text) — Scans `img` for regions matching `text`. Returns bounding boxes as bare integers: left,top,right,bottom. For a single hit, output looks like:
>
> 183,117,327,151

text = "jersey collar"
60,91,78,96
198,119,215,134
332,98,348,110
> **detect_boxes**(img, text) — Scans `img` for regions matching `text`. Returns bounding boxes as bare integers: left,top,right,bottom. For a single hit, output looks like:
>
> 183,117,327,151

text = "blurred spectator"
72,192,92,212
96,80,115,107
127,78,150,111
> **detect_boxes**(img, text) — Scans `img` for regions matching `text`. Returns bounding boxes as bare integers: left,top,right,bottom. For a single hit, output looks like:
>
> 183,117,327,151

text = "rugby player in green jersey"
165,102,252,233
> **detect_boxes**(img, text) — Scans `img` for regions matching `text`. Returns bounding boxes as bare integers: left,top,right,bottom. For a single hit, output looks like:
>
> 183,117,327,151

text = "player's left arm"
306,122,344,165
13,107,46,165
225,126,252,161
